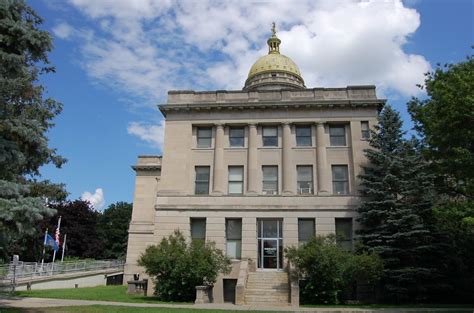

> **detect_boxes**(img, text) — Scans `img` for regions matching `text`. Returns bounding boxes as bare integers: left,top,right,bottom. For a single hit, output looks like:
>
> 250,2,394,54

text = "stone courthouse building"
125,27,385,306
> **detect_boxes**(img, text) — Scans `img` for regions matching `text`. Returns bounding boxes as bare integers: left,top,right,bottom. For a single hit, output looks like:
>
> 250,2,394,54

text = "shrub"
138,230,231,302
285,235,382,304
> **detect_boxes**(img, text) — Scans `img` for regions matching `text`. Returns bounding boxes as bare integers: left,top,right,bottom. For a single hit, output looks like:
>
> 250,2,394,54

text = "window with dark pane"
361,121,370,139
335,218,352,250
329,125,346,146
332,165,349,195
297,165,313,194
296,125,312,146
191,218,206,242
226,219,242,259
229,127,245,147
262,126,278,147
298,218,315,244
195,166,210,194
228,166,243,194
197,127,212,148
262,166,278,194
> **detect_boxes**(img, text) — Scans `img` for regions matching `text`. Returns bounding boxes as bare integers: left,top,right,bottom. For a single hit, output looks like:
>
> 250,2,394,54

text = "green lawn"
0,306,281,313
15,285,189,304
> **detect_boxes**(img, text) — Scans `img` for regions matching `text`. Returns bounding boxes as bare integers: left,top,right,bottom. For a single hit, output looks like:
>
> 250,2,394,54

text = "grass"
14,285,189,304
302,303,474,309
0,307,281,313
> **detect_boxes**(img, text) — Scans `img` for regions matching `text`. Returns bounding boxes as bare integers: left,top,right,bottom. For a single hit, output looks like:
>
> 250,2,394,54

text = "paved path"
0,296,472,312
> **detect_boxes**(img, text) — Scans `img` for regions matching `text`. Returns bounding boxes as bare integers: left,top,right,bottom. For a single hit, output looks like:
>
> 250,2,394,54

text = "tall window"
262,126,278,147
228,166,244,194
335,218,352,250
195,166,210,194
296,125,312,146
332,165,349,195
229,127,245,147
191,218,206,242
298,218,315,245
297,165,313,194
262,166,278,195
226,219,242,259
329,125,346,146
361,121,370,139
197,127,212,148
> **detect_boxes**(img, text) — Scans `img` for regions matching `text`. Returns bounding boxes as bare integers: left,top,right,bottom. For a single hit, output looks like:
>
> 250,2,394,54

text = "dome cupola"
244,23,305,91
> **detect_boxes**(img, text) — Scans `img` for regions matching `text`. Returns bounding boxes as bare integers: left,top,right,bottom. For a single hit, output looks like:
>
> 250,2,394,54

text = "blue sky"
32,0,473,210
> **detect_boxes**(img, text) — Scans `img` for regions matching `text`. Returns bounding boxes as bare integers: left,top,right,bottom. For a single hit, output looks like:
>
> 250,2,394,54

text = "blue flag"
44,234,59,251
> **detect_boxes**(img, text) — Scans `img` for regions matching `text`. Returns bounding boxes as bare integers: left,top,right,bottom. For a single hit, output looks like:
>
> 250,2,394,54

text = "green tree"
357,105,440,303
138,230,231,302
45,200,103,259
408,55,474,302
432,200,474,302
0,0,66,260
408,55,474,197
285,235,383,304
97,202,132,259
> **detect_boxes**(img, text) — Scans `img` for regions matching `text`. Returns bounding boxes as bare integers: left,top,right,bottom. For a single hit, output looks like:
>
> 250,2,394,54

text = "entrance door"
257,219,283,269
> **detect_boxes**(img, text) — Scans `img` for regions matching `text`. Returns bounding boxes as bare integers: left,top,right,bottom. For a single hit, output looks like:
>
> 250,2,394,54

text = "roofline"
159,99,386,117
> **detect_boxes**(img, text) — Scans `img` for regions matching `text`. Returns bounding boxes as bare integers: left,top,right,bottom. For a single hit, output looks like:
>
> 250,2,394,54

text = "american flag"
55,216,62,247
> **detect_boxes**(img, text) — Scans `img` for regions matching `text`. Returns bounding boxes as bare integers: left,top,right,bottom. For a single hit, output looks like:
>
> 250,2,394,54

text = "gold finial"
267,22,281,54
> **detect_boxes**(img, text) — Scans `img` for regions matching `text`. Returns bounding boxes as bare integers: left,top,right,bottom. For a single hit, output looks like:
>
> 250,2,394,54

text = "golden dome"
247,53,303,82
244,23,305,90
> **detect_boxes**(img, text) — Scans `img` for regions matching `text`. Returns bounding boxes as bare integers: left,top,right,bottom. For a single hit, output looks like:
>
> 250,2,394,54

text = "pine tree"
357,105,439,302
0,0,67,260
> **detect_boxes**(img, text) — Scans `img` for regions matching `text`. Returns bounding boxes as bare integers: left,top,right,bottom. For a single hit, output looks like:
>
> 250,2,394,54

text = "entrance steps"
244,271,289,306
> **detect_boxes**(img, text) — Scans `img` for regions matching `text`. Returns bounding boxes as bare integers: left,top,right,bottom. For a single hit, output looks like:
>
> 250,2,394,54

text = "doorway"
257,219,283,269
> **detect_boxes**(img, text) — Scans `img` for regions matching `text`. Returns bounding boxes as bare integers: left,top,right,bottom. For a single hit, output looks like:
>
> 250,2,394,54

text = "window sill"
192,148,214,151
258,147,280,150
224,147,246,150
327,146,350,149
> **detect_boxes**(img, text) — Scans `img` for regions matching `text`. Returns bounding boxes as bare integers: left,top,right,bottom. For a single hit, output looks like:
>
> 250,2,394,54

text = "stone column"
282,122,294,195
247,123,258,195
212,123,225,195
316,122,331,195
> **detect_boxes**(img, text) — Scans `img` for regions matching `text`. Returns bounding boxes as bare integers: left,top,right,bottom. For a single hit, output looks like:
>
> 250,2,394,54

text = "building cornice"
159,99,386,116
159,86,386,116
131,165,161,172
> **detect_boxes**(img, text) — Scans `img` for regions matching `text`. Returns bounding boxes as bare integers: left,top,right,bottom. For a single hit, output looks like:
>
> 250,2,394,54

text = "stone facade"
124,30,385,305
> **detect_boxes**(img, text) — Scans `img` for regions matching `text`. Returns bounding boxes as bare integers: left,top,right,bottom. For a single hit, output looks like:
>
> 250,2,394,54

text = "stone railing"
235,258,254,305
287,261,300,307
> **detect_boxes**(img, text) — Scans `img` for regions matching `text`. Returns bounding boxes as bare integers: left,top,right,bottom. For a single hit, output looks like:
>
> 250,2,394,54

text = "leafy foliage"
0,0,66,260
431,199,474,302
408,55,474,197
285,235,383,304
357,105,442,302
138,230,231,302
44,200,103,259
97,202,132,259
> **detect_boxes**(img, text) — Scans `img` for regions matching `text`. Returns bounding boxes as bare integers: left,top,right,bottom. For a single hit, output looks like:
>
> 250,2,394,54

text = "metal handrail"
0,259,124,282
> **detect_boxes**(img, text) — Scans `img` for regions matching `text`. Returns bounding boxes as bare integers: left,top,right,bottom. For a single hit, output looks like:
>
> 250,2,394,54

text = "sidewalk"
0,296,472,313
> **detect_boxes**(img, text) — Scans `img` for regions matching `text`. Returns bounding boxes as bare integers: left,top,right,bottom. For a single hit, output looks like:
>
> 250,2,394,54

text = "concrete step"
244,295,289,302
246,284,289,290
245,289,289,296
244,271,290,306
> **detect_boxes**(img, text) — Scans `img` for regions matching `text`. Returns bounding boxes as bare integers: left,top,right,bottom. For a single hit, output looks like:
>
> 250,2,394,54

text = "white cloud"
127,121,165,150
57,0,431,105
81,188,105,210
52,22,75,39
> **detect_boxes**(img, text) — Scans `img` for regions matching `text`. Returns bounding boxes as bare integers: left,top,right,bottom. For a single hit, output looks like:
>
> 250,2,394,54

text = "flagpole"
40,228,48,273
52,216,61,271
61,234,67,262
